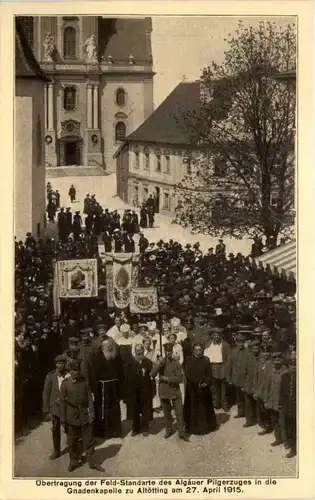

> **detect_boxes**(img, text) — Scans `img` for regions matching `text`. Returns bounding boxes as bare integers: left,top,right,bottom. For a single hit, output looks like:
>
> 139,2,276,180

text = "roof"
15,18,49,81
250,240,296,279
101,17,152,65
126,81,201,146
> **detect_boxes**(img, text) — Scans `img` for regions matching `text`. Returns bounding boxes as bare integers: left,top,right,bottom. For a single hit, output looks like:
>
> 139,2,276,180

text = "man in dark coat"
55,190,61,209
42,354,70,459
68,185,76,203
60,360,104,473
87,338,123,438
279,349,296,458
102,229,112,253
125,344,153,436
243,339,261,427
72,211,82,241
57,209,67,241
46,201,56,223
65,208,72,238
85,213,94,235
139,205,148,228
139,233,149,254
124,233,135,253
151,343,189,441
226,333,249,419
184,343,217,435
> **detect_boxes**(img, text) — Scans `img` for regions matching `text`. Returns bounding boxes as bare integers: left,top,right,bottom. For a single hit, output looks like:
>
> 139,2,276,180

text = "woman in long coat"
184,343,217,435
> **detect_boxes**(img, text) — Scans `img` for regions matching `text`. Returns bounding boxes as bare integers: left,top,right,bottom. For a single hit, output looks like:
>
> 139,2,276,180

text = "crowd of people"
15,185,296,473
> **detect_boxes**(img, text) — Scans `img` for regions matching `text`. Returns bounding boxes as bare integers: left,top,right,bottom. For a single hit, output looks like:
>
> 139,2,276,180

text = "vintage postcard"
0,1,314,500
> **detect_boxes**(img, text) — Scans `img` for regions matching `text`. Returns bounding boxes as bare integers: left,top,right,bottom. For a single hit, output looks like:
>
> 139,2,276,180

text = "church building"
17,16,154,172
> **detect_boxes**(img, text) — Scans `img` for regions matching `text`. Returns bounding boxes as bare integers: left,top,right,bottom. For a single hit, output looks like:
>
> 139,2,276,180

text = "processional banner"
57,259,98,298
129,287,158,314
104,253,139,309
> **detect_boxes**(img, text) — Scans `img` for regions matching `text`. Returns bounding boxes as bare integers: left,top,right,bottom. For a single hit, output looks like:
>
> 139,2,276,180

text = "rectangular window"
164,155,170,174
156,155,161,172
163,192,170,210
135,152,140,168
144,152,150,169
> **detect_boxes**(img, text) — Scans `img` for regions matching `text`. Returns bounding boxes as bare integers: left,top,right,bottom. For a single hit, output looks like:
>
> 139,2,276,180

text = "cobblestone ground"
46,174,252,255
15,403,297,478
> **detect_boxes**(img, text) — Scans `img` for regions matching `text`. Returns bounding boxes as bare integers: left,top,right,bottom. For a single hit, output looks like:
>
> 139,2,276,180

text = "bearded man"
88,338,124,438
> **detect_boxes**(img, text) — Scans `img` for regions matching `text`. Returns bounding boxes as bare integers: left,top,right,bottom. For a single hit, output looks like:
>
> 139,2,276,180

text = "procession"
14,179,297,475
14,15,297,478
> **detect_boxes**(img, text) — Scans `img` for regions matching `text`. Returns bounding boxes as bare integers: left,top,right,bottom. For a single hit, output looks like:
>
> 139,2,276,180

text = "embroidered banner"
57,259,98,298
130,287,159,314
104,253,139,309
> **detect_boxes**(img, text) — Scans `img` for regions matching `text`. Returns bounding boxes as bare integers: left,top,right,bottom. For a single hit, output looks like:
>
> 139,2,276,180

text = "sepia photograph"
1,3,311,494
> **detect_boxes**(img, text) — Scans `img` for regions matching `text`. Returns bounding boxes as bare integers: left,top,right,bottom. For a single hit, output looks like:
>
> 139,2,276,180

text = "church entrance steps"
45,165,108,178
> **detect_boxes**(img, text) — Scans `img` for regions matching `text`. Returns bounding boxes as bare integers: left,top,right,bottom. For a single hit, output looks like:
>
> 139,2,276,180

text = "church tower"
17,16,154,172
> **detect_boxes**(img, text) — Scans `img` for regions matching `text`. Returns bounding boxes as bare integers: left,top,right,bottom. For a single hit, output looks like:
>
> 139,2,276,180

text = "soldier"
279,349,296,458
60,359,105,473
243,339,261,427
42,354,70,459
226,333,249,419
264,350,288,447
254,347,273,435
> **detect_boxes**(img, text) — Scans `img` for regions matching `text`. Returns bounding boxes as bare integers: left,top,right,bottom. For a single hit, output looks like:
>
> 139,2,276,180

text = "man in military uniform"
226,333,249,419
42,354,70,459
150,343,189,441
60,359,104,473
279,349,296,458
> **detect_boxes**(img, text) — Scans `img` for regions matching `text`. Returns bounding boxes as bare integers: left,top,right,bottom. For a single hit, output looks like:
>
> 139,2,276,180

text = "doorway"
155,186,160,213
59,139,82,166
64,141,81,166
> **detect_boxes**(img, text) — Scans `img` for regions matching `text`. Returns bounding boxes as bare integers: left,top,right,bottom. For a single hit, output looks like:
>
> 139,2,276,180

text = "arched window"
17,16,34,49
115,122,126,142
116,88,126,107
36,115,42,166
63,87,76,111
63,27,76,59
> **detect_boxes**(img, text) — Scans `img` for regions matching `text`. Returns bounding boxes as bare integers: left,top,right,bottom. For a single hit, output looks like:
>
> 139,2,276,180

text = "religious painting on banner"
104,253,139,309
57,259,98,298
130,287,158,314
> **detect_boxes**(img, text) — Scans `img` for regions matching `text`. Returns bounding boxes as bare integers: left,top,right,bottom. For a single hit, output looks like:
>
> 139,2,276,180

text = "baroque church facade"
17,16,154,172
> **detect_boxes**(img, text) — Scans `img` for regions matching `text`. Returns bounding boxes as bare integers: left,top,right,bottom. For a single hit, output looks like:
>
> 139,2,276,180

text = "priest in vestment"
88,338,124,438
124,344,153,436
184,343,217,435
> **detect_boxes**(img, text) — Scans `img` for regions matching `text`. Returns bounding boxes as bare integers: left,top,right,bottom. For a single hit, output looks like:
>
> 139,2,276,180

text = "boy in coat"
60,359,104,473
42,354,70,459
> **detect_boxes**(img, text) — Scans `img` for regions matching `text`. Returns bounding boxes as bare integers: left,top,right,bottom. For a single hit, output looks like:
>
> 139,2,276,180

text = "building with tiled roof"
17,16,154,171
15,18,48,240
115,81,203,214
